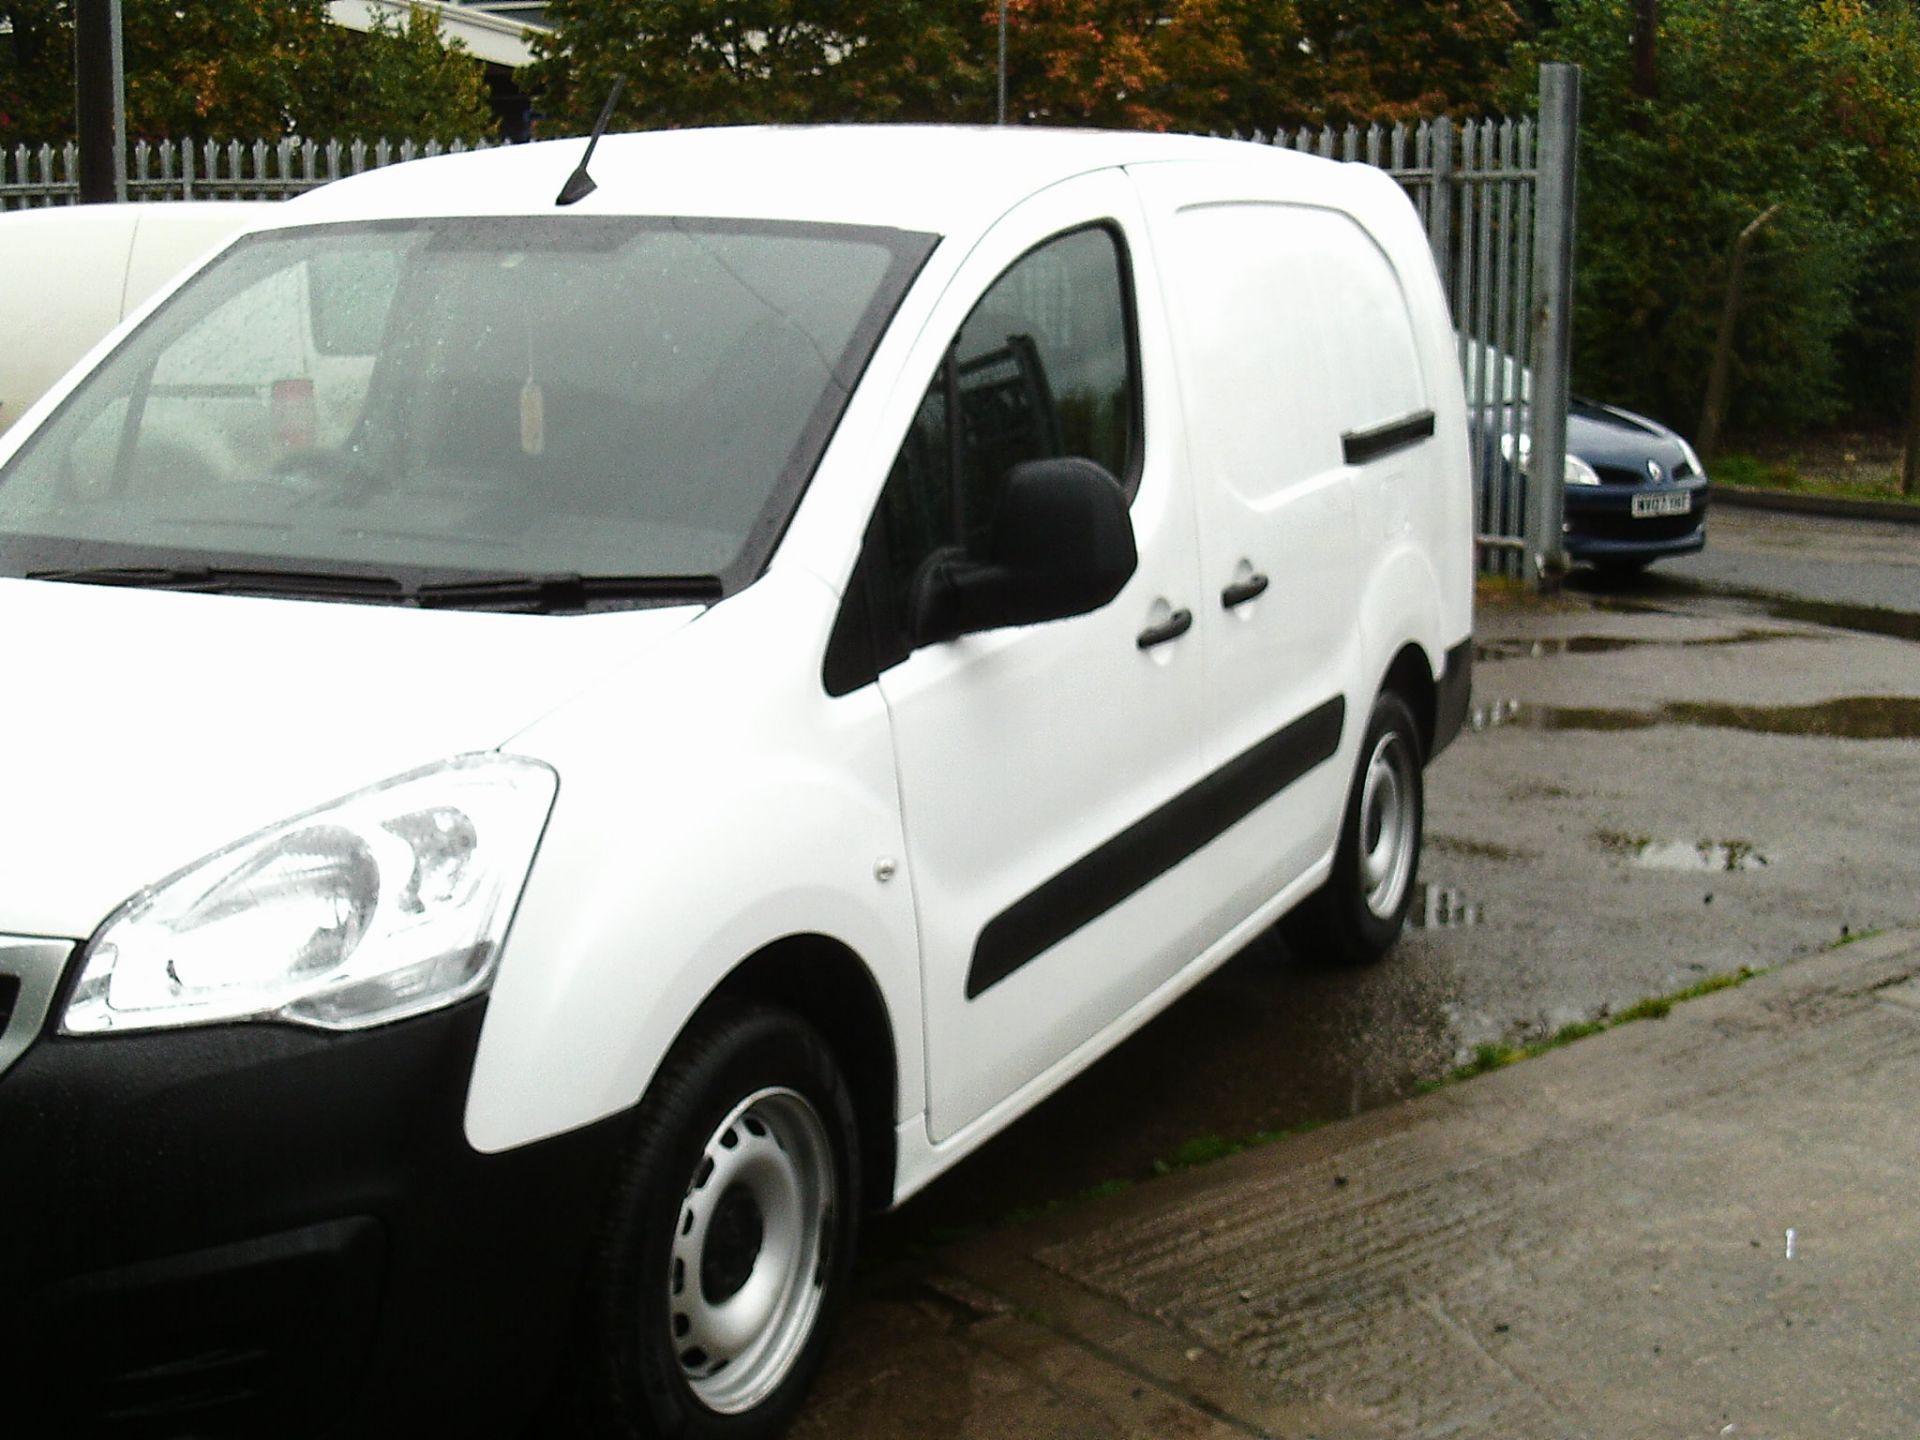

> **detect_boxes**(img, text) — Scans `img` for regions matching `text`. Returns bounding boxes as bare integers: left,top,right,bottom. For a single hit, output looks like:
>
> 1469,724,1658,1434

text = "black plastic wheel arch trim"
1342,410,1435,465
1430,637,1472,762
967,696,1346,999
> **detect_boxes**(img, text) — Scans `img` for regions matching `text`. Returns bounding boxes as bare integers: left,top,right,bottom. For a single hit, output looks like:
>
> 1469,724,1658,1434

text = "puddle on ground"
1470,698,1525,731
1762,597,1920,646
1595,831,1770,872
1411,882,1483,928
1597,578,1920,647
869,932,1468,1248
1474,629,1792,664
1470,695,1920,740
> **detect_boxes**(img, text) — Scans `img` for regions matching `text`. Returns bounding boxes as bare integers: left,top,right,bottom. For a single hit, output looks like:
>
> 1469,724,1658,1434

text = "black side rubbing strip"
1342,410,1436,466
967,697,1346,1000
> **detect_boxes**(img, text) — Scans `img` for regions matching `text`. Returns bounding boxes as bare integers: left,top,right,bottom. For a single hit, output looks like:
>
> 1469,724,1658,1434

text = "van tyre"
1289,691,1423,965
566,1004,859,1440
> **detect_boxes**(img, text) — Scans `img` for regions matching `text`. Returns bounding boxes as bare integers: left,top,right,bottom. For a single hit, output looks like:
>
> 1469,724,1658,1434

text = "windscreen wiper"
411,573,725,613
24,565,408,601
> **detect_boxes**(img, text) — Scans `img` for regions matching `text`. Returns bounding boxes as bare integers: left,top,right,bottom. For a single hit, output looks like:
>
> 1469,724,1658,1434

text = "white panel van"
0,128,1472,1440
0,201,277,434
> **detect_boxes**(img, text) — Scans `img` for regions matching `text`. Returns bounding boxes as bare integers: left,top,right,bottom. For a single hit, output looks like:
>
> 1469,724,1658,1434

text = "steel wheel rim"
1358,729,1417,919
667,1085,835,1415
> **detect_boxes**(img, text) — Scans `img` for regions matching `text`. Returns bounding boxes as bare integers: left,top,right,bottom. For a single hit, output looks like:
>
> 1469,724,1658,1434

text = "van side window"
876,224,1139,646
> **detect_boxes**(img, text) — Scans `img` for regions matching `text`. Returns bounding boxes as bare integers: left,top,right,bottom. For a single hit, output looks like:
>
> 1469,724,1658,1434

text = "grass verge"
1713,451,1919,507
1416,965,1763,1092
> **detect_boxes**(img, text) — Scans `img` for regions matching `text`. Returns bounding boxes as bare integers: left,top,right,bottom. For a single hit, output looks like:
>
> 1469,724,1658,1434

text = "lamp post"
997,0,1007,125
75,0,126,203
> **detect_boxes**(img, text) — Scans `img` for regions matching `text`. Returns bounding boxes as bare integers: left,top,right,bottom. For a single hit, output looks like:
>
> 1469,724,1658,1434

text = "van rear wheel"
564,1004,859,1440
1288,691,1423,965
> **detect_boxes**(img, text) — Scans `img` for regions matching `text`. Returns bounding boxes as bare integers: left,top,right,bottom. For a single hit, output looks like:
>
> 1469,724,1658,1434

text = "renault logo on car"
1646,458,1665,483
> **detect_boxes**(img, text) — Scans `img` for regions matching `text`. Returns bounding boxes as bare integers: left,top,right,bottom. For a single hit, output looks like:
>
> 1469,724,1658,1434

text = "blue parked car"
1465,341,1709,572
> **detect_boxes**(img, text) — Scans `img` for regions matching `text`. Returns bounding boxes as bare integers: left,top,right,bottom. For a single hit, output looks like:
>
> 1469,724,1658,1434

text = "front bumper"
1564,482,1710,563
0,971,628,1439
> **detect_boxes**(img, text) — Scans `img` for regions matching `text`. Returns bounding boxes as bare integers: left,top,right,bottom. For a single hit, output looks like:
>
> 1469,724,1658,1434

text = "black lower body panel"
0,995,628,1439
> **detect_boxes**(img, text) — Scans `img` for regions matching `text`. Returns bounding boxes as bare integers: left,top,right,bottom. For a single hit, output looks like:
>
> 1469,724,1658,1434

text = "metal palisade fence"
1,67,1579,577
1,134,498,204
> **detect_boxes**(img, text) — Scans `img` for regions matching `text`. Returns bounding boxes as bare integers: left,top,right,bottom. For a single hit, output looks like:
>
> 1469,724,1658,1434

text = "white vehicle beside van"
0,128,1472,1439
0,200,277,435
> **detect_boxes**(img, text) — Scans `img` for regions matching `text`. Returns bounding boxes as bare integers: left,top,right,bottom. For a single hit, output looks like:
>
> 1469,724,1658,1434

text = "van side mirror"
911,457,1138,645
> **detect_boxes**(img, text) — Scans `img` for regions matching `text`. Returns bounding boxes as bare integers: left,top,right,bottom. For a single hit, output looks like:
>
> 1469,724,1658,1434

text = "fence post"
1526,61,1581,588
1426,117,1454,275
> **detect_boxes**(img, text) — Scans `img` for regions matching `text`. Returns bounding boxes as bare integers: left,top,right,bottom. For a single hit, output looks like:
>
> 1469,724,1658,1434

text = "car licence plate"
1632,491,1692,518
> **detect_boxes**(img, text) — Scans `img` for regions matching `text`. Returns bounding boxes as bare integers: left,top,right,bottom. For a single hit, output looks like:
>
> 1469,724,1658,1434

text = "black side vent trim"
1342,410,1436,465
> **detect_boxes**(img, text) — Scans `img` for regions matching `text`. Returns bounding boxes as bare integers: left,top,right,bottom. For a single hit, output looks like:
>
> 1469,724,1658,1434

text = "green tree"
1805,0,1920,483
2,1,90,141
1533,0,1908,436
990,0,1247,130
303,6,495,141
1232,0,1524,132
0,1,490,145
527,0,991,132
530,0,1526,137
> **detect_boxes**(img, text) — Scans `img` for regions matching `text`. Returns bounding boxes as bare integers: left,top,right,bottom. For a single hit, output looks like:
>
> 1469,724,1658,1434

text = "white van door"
867,178,1210,1146
1131,168,1405,920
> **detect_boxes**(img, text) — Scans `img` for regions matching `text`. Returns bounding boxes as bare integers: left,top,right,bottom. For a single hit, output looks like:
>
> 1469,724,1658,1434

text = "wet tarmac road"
1637,501,1920,617
867,559,1920,1258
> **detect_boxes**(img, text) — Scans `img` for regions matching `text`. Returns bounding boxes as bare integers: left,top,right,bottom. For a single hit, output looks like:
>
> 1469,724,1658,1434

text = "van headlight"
63,755,556,1035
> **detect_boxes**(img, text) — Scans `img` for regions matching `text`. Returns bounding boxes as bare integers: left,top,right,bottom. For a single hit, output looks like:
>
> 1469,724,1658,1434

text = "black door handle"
1136,608,1193,650
1221,573,1270,609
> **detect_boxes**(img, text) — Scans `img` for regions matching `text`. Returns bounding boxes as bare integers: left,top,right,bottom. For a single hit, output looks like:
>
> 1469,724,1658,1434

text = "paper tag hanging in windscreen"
520,378,545,457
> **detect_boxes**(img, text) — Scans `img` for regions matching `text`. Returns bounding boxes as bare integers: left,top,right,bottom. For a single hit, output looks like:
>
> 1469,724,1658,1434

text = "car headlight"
1677,435,1706,478
1499,432,1601,486
63,755,557,1035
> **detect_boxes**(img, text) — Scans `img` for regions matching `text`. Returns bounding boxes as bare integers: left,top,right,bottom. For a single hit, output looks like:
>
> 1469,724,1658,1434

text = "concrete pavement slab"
837,931,1920,1439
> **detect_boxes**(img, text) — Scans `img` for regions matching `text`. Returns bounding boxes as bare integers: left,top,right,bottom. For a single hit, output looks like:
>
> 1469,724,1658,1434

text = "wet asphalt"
799,504,1920,1436
1663,500,1920,616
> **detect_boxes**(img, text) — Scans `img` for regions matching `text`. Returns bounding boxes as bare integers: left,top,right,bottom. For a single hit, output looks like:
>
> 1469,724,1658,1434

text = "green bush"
1533,0,1920,439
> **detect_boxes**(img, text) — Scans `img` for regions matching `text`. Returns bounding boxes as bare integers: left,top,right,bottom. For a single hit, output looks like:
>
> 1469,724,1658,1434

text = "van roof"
279,125,1340,235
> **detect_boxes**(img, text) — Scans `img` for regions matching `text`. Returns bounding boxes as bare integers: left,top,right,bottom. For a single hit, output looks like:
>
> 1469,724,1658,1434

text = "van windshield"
0,216,932,607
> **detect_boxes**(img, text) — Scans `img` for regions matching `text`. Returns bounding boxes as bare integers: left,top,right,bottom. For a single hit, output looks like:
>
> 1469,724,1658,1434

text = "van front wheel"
567,1005,859,1440
1289,691,1423,964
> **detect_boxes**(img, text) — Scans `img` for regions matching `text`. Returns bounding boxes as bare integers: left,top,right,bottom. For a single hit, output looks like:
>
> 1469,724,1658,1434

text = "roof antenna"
556,75,627,207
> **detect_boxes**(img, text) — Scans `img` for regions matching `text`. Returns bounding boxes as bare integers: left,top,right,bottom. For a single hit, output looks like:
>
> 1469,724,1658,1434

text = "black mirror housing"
912,457,1138,644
